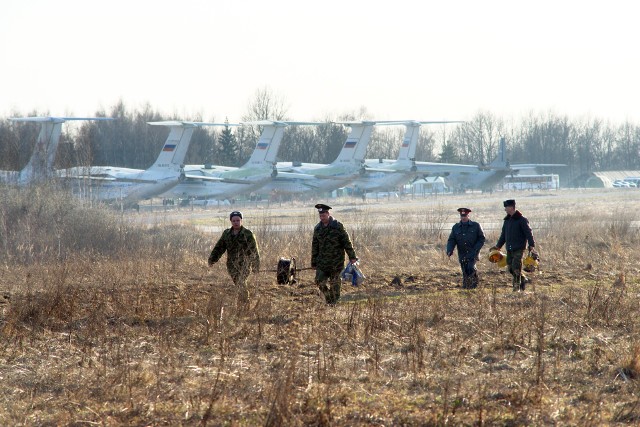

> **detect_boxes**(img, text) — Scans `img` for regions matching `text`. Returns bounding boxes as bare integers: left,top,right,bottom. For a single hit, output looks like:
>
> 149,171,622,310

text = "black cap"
229,211,243,219
457,207,472,214
315,203,332,213
503,199,516,207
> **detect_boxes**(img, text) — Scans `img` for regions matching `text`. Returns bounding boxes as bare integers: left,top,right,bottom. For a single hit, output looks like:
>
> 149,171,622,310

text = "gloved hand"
447,251,453,257
208,260,215,267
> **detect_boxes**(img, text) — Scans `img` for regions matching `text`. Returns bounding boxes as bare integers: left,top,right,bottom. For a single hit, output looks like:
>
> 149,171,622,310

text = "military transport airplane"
441,137,566,191
350,120,465,193
57,121,229,207
365,121,522,192
268,120,399,195
1,117,113,185
164,121,322,200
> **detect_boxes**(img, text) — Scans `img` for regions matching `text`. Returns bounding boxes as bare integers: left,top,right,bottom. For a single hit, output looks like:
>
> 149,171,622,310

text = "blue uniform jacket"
447,220,486,261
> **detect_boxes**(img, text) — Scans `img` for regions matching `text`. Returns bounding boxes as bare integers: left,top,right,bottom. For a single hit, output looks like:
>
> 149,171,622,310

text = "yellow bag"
488,249,507,268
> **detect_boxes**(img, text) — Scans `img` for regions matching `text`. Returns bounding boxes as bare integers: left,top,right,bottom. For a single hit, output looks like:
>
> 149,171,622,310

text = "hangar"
573,170,640,188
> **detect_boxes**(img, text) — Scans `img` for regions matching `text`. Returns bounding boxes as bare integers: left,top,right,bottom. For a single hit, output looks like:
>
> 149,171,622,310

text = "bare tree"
367,126,402,161
613,121,640,170
448,111,505,165
416,127,438,162
313,121,348,164
242,87,288,123
237,87,289,163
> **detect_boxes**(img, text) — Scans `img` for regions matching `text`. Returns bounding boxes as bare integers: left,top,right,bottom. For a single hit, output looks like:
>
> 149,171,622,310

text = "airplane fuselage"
276,162,360,193
166,166,275,199
58,166,183,205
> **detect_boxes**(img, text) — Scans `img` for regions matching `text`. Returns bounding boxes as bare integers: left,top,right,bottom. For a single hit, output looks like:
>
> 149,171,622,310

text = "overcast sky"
1,0,638,124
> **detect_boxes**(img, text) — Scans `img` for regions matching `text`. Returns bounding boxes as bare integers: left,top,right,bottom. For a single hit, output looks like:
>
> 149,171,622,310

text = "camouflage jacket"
446,220,486,261
496,210,536,251
311,217,357,273
208,226,260,275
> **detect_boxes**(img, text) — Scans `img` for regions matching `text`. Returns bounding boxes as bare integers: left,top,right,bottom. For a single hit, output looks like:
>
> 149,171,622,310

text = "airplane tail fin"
399,122,420,162
331,121,376,165
147,121,237,172
489,136,509,169
241,121,324,167
241,121,288,167
376,120,465,163
9,116,113,184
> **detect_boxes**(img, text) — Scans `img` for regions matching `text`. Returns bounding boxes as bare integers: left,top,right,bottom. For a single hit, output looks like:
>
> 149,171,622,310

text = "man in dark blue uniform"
447,207,486,289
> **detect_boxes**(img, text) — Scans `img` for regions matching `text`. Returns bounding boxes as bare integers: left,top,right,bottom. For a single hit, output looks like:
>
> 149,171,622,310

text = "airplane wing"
147,121,240,127
511,163,567,168
274,171,318,180
312,174,358,180
241,120,326,126
184,173,224,182
67,175,117,181
363,165,414,174
9,117,114,123
64,174,164,184
183,173,260,185
276,166,296,173
375,120,466,125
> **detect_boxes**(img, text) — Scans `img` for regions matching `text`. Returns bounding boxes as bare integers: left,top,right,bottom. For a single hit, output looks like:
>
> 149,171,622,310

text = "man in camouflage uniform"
208,211,260,307
311,204,358,305
490,199,537,292
446,207,486,289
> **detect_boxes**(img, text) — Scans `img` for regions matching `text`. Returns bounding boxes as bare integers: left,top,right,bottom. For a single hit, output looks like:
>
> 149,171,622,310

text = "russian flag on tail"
344,139,357,148
163,144,176,152
257,142,269,150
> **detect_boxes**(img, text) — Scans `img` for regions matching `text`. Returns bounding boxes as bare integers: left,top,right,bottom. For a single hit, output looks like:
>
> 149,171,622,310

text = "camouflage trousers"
506,249,528,291
315,269,342,305
230,270,250,309
460,258,479,289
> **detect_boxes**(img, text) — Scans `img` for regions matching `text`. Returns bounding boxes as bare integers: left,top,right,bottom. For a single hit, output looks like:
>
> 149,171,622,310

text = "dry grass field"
1,186,639,425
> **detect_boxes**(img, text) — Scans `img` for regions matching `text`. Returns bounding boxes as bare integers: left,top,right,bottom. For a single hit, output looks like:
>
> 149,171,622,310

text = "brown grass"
1,186,639,425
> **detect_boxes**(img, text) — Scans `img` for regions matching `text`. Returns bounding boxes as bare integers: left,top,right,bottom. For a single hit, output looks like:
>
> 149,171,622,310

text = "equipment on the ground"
488,249,507,268
523,250,540,273
276,257,298,285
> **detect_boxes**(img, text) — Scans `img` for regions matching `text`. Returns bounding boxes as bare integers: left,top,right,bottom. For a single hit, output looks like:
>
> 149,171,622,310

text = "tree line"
2,90,639,186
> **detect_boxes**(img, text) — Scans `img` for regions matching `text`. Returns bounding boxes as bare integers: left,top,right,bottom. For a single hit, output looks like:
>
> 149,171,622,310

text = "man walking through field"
490,199,537,292
208,211,260,308
447,207,486,289
311,204,358,305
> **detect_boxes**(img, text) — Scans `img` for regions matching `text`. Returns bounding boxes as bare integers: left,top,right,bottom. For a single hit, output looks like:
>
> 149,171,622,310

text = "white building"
407,177,449,194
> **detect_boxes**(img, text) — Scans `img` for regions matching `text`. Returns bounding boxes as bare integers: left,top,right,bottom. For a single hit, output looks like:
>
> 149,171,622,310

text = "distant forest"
1,90,639,186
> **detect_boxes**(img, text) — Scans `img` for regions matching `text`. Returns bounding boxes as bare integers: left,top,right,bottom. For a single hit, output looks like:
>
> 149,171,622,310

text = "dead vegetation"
0,186,639,425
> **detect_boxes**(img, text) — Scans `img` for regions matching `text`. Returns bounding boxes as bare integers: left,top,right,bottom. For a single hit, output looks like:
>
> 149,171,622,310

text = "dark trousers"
460,258,479,289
